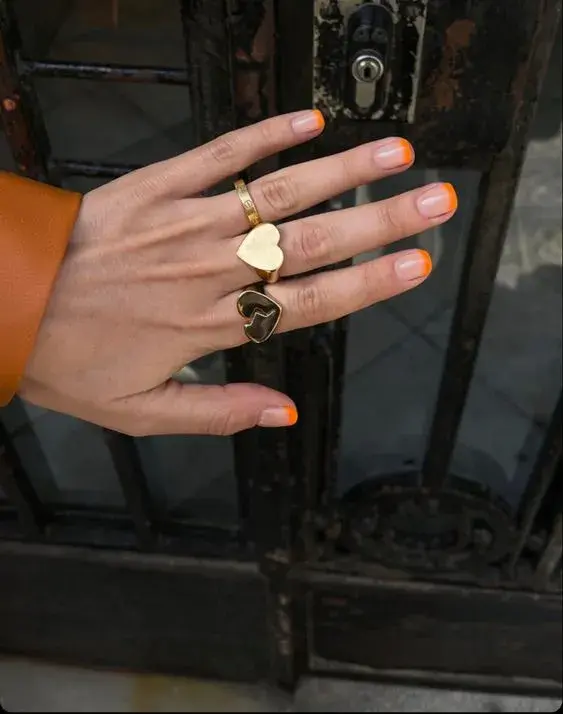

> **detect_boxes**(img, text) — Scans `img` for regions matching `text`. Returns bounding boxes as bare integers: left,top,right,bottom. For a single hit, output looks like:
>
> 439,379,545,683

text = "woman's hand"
19,110,457,436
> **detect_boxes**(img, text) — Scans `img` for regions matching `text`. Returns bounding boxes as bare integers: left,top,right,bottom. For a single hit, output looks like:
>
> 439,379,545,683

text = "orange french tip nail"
313,109,325,131
420,249,433,277
398,138,415,164
443,182,458,213
284,405,299,426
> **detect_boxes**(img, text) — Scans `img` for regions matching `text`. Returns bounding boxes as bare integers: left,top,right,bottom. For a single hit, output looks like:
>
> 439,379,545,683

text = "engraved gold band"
234,178,262,228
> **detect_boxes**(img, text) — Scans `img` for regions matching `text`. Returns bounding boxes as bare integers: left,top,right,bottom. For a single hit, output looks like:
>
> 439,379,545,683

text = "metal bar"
421,4,562,491
509,395,562,573
21,59,189,85
232,0,310,689
50,158,140,178
0,0,51,179
179,0,235,150
0,420,45,538
182,0,307,687
102,430,157,550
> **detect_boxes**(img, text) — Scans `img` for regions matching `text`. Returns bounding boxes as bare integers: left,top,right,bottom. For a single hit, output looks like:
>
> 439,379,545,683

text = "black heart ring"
237,286,282,344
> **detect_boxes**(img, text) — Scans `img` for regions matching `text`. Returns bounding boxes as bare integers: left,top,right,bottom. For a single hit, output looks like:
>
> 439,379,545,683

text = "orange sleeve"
0,172,82,406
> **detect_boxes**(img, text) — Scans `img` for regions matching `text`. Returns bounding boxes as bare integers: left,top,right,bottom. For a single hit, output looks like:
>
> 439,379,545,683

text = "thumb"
121,381,298,437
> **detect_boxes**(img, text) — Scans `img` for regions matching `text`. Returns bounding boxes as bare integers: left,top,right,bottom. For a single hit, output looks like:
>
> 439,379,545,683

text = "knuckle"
338,152,357,185
258,174,299,215
293,221,327,265
205,133,239,165
374,200,403,235
356,262,375,309
258,118,278,146
296,283,324,322
204,410,241,437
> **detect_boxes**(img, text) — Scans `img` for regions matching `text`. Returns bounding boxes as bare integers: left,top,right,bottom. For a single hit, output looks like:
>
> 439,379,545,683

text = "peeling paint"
428,19,476,112
313,0,428,123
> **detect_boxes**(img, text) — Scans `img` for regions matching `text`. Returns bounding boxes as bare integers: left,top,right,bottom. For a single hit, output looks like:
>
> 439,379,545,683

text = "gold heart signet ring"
234,178,284,284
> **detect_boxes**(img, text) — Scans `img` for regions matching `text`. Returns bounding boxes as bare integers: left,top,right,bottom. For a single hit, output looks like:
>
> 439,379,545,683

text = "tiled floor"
0,2,561,711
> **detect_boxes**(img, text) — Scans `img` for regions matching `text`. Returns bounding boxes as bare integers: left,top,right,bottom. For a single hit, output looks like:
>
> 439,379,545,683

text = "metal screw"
351,53,385,84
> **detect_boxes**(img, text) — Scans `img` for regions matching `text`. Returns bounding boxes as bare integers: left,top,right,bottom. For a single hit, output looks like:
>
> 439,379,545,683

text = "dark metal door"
1,0,561,697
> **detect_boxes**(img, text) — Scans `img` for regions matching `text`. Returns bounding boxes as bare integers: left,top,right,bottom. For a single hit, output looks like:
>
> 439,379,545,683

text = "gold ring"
237,284,282,344
234,178,262,228
234,178,284,284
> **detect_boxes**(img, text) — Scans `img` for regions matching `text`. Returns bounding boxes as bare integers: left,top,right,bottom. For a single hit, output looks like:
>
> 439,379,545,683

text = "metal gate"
0,0,561,697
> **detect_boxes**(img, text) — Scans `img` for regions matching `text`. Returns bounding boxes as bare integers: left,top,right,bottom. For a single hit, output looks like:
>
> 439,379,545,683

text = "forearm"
0,172,82,405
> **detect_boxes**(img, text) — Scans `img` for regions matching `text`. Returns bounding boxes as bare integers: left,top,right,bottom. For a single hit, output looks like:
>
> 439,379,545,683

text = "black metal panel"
305,571,562,688
0,541,270,681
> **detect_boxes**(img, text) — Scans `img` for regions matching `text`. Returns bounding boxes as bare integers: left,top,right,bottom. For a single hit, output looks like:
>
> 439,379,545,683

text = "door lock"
344,1,394,117
350,51,385,113
314,0,429,123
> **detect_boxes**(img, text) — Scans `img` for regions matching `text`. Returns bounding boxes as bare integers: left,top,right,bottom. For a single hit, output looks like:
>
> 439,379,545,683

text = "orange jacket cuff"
0,172,82,406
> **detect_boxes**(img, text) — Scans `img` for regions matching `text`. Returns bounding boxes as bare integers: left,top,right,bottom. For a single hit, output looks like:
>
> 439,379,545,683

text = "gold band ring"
237,284,283,344
234,178,262,228
234,178,284,285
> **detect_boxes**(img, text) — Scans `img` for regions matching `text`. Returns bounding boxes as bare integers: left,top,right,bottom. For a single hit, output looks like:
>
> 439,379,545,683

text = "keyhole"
351,53,385,85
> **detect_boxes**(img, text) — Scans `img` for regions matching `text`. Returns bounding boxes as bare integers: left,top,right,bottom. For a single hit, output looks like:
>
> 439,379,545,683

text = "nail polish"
373,138,414,169
291,110,325,134
395,250,433,281
416,183,458,218
258,405,299,428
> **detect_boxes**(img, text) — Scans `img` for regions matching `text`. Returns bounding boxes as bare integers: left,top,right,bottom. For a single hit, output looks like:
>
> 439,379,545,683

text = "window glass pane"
452,101,562,507
14,0,185,68
338,168,480,494
136,354,238,525
1,399,125,508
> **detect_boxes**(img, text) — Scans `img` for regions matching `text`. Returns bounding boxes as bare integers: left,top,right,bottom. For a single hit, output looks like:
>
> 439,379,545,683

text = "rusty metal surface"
0,0,49,178
313,0,428,122
302,0,563,167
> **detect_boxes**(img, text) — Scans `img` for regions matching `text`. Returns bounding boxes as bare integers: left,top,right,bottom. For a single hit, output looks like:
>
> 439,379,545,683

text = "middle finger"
205,137,415,237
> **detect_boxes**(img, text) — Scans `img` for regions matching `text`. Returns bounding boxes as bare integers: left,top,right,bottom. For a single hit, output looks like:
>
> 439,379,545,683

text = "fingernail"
291,110,325,134
373,138,414,169
258,405,299,428
416,182,458,218
395,250,433,281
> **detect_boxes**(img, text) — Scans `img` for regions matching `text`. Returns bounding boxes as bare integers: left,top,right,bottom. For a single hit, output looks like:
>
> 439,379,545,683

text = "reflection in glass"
35,78,194,166
136,354,238,525
338,167,480,496
1,398,124,508
453,125,562,508
13,0,186,68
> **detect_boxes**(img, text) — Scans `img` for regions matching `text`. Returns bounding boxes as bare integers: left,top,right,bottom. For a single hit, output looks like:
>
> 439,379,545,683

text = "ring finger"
211,248,434,350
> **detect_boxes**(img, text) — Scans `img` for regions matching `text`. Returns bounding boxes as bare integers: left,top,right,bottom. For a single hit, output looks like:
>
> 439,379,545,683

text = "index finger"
148,110,326,197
